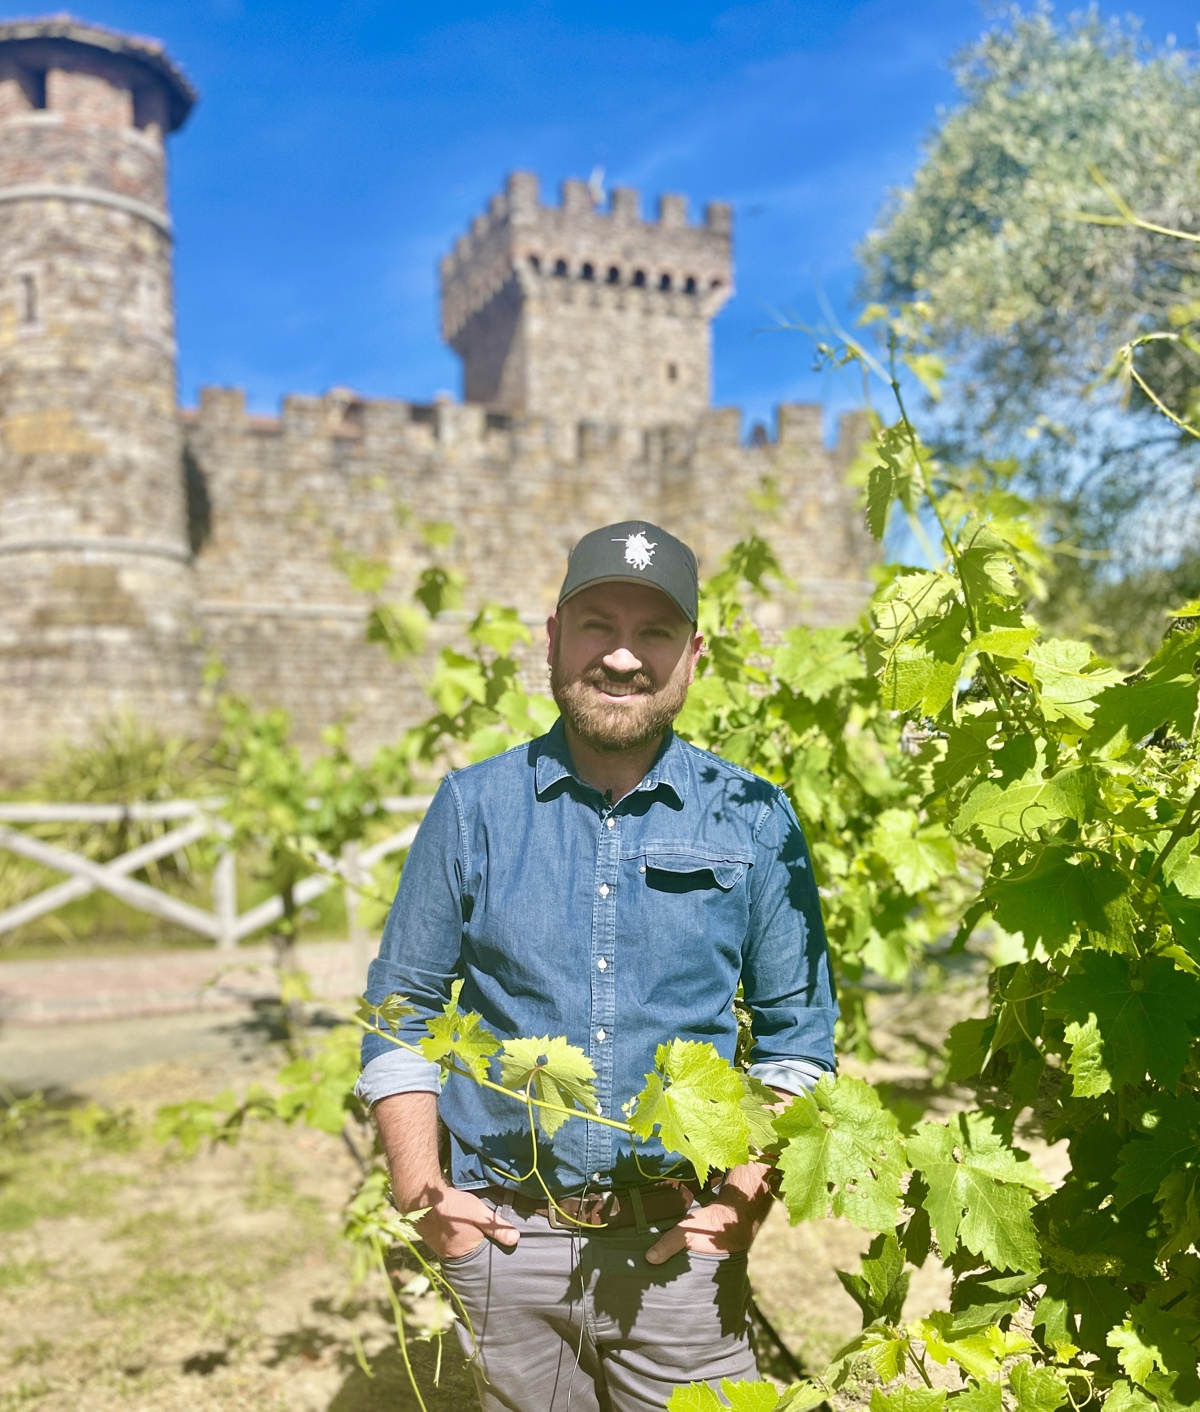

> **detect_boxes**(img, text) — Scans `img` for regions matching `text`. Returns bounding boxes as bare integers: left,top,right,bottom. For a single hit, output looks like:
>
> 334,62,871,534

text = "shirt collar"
534,719,689,806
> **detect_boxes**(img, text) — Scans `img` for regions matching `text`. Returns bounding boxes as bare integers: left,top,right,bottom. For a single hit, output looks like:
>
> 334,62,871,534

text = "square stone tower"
440,172,732,430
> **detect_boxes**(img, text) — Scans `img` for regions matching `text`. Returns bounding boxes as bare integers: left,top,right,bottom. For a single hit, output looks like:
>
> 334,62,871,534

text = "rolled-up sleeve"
741,790,838,1072
355,775,468,1105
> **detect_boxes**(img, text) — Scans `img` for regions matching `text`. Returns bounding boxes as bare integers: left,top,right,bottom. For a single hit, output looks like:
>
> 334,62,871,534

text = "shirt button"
638,865,646,874
592,1172,602,1182
606,816,615,829
597,958,607,970
598,883,610,897
595,1104,603,1115
596,1029,606,1042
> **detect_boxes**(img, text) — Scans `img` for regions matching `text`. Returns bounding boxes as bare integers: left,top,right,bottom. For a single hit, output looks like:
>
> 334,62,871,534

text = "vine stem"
351,1016,636,1134
887,349,1031,740
377,1243,429,1412
1142,782,1200,895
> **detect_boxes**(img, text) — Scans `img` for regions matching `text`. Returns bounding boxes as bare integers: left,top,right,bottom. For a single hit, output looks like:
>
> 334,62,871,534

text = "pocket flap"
639,847,751,891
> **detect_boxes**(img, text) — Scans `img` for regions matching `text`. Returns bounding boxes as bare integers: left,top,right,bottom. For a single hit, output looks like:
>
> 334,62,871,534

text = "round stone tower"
0,17,200,761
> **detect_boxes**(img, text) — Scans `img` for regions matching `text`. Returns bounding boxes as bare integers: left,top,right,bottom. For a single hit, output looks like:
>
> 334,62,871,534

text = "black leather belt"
486,1182,696,1230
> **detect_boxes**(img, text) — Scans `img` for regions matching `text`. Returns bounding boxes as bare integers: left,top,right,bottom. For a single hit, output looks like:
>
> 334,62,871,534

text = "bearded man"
357,521,837,1411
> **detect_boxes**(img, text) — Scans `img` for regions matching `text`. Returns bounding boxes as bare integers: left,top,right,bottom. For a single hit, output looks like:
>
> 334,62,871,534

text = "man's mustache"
581,666,656,694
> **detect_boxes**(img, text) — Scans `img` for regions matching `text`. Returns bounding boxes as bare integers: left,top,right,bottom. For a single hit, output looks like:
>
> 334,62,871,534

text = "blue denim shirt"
357,721,837,1195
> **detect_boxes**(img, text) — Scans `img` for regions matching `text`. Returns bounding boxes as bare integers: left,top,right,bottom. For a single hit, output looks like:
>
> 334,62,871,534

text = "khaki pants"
440,1197,759,1412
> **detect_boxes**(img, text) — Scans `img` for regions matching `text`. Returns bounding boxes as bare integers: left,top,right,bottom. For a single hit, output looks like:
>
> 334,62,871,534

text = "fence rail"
0,795,434,950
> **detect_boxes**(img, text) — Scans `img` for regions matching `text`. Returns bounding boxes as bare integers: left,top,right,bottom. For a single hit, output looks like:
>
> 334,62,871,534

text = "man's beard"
550,645,690,753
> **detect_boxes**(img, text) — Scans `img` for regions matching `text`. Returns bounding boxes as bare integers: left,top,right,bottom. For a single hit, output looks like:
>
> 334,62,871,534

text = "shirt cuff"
748,1058,831,1096
355,1049,442,1107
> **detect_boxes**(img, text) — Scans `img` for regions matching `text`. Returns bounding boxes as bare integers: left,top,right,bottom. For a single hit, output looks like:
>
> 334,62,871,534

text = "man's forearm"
373,1090,444,1212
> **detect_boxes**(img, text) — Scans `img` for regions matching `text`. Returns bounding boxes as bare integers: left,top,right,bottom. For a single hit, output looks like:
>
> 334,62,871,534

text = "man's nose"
603,647,643,675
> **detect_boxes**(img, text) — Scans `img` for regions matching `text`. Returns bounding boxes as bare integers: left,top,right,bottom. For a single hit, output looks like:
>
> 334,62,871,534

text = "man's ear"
546,612,560,667
685,631,705,685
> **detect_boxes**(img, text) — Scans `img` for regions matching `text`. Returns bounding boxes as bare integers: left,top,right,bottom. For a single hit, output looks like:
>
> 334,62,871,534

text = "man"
357,521,837,1411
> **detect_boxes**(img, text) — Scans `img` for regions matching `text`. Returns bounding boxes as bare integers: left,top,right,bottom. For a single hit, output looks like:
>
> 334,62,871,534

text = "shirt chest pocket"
631,845,753,894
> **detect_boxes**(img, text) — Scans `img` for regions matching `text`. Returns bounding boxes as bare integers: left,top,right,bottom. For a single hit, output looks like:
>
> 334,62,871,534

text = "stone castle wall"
183,387,875,752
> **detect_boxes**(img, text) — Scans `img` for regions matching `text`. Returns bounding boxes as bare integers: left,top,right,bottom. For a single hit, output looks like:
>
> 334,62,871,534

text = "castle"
0,17,875,763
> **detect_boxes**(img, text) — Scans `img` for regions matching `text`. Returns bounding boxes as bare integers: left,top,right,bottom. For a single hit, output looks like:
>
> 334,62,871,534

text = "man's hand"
643,1160,775,1265
413,1183,520,1260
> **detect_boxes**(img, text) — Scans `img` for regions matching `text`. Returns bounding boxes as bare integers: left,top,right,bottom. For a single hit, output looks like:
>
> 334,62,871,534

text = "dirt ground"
0,981,1005,1411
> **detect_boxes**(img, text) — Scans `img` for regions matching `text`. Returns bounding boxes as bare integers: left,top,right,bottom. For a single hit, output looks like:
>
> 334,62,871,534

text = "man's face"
546,581,704,753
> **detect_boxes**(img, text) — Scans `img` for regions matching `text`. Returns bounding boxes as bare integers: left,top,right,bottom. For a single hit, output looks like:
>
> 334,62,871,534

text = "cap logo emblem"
616,531,657,571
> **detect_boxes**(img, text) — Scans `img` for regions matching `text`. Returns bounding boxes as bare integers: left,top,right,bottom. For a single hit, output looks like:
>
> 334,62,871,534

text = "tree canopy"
859,3,1200,645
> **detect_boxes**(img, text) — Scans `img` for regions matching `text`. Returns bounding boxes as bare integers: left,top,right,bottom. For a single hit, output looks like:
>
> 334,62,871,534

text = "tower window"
606,266,620,284
659,273,672,291
26,68,46,110
554,258,568,277
581,262,594,281
666,362,678,382
632,270,646,287
19,274,37,324
528,254,541,272
710,278,723,290
684,276,697,294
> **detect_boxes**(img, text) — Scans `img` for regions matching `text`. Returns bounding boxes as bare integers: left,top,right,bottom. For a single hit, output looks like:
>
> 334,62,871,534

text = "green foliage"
498,1036,599,1136
860,7,1200,655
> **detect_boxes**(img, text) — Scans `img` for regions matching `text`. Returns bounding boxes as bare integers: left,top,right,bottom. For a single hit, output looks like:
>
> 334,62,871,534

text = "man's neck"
562,723,666,803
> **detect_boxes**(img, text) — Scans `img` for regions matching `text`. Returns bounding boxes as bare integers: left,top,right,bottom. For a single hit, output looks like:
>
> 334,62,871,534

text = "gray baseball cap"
557,521,698,623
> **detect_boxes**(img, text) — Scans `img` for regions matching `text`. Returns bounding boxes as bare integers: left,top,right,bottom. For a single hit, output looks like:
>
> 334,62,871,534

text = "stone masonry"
0,17,876,763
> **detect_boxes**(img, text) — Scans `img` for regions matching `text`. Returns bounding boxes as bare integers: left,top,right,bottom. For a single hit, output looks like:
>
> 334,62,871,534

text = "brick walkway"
0,940,369,1026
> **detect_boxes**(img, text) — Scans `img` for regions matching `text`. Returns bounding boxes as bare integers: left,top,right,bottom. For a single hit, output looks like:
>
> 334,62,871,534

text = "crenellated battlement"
440,172,733,432
441,171,732,343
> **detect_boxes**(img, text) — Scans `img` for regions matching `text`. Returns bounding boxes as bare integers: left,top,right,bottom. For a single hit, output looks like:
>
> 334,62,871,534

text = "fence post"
343,841,371,990
213,848,238,952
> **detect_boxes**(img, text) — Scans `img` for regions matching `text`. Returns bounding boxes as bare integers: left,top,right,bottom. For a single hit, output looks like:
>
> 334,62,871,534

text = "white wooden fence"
0,796,433,951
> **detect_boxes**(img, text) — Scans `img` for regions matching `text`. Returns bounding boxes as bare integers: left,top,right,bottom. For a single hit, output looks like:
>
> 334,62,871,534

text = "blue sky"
17,0,1200,435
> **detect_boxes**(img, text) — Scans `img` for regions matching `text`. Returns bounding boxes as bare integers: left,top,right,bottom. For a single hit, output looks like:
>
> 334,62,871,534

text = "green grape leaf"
1026,639,1124,729
869,809,957,894
498,1036,599,1137
873,572,959,647
985,850,1135,954
1049,954,1200,1092
666,1379,783,1411
951,1380,1003,1412
429,649,488,715
420,1005,501,1082
934,716,998,794
1105,1382,1158,1412
969,625,1038,660
906,1111,1050,1271
826,1323,911,1388
1061,1016,1109,1098
869,1387,946,1412
275,1025,362,1135
945,1018,995,1081
915,1313,1023,1380
467,603,532,656
1108,1322,1167,1387
1009,1360,1069,1412
1114,1096,1200,1208
867,463,899,540
953,766,1096,845
739,1071,783,1153
837,1232,910,1327
1089,625,1200,753
775,626,866,702
951,1272,1037,1334
774,1381,829,1412
775,1075,905,1230
628,1040,750,1185
356,992,417,1034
